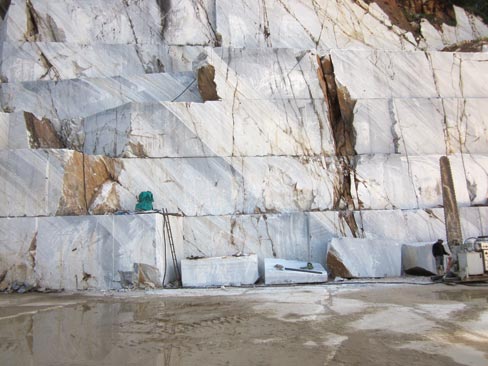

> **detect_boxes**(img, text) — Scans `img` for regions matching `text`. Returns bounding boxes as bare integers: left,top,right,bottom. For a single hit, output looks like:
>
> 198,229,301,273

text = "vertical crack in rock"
197,64,220,101
28,231,37,270
156,0,171,41
262,214,277,257
24,112,65,148
55,153,121,216
317,55,360,237
38,49,60,80
276,0,318,45
440,156,463,246
261,0,272,46
195,0,220,46
230,216,237,247
122,0,146,69
0,0,11,20
25,0,39,41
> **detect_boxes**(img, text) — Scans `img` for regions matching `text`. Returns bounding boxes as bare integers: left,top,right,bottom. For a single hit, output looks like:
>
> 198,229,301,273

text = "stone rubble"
1,0,488,289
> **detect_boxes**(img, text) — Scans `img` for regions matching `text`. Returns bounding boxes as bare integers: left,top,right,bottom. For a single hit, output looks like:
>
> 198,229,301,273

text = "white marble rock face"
0,149,78,217
264,258,327,285
0,112,30,149
327,238,402,278
0,73,201,120
0,217,38,287
0,0,215,46
331,49,488,99
1,0,488,290
181,254,259,287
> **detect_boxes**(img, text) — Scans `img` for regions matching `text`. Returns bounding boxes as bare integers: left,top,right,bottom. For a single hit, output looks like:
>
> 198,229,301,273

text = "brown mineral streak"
24,112,64,149
326,250,353,278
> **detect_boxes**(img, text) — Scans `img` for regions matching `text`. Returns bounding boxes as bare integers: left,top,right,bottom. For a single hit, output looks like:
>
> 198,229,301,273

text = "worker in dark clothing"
432,239,449,275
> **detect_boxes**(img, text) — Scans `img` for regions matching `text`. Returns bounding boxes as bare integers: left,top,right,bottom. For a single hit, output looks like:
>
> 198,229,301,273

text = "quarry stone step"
0,213,183,290
327,238,403,278
0,72,201,120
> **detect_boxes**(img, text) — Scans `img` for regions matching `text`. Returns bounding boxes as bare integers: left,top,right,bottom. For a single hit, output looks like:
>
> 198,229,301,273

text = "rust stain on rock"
197,64,220,101
326,250,353,279
24,112,65,148
56,151,87,215
84,155,122,208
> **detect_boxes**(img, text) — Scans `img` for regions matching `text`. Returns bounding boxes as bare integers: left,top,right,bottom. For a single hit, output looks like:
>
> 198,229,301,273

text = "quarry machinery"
437,156,488,283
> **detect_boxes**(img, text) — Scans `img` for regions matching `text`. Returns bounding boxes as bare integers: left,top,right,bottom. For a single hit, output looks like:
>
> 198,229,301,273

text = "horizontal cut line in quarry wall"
1,206,487,289
1,149,488,217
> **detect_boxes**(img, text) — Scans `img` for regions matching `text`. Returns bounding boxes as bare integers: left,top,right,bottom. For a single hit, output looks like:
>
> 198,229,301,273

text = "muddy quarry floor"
0,283,487,366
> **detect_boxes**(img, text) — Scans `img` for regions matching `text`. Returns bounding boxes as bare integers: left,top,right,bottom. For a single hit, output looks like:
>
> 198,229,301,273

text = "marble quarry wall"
1,0,488,289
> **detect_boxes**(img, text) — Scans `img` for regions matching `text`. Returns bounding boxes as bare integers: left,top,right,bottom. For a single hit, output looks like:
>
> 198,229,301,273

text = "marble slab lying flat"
264,258,327,285
181,254,259,287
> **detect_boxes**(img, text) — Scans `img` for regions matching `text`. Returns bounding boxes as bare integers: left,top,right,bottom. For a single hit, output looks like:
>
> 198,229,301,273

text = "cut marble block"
34,213,182,290
0,42,143,82
218,48,323,100
354,97,488,156
82,98,332,158
401,242,437,275
353,99,395,155
331,50,437,99
428,52,488,98
181,254,259,287
352,154,488,210
0,112,30,149
327,238,402,278
0,217,38,287
444,98,488,155
118,156,337,216
234,156,337,214
0,42,208,82
331,50,488,99
0,149,135,217
264,258,327,285
0,72,201,120
0,149,84,217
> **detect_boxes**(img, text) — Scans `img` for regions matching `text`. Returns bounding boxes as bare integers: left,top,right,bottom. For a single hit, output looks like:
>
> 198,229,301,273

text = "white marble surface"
0,217,38,287
0,73,201,120
264,258,327,285
401,242,438,275
0,42,208,82
0,214,182,290
0,149,76,217
327,238,402,278
0,0,215,46
181,254,259,287
0,112,30,149
216,0,417,51
331,50,488,99
352,154,488,210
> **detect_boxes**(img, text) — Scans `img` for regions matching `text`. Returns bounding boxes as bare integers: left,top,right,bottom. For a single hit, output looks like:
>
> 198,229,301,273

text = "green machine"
135,191,154,211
